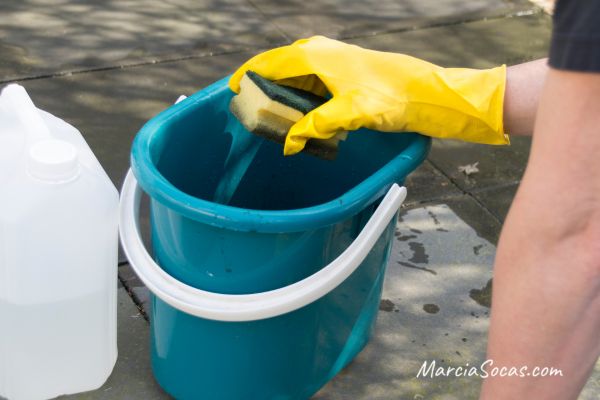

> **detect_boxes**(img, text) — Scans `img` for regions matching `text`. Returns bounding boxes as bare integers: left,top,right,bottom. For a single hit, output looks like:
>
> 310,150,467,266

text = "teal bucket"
119,77,430,400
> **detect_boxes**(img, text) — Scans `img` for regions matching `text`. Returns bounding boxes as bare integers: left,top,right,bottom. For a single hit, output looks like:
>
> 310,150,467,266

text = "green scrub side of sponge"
245,71,326,114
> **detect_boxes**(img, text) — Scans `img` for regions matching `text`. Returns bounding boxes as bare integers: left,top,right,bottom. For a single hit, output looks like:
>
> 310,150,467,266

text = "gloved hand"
229,36,509,156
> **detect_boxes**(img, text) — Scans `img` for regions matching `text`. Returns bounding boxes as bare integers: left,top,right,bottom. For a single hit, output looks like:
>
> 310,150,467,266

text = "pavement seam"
403,183,519,210
403,192,467,209
424,158,504,225
244,0,293,43
0,46,269,85
337,7,543,41
469,180,521,194
118,271,149,322
1,8,544,84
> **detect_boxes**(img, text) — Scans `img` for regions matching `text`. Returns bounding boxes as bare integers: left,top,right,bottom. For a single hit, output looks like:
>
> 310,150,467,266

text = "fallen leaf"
458,162,479,176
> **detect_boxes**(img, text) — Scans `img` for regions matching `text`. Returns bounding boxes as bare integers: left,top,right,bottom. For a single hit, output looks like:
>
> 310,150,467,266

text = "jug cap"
28,139,79,182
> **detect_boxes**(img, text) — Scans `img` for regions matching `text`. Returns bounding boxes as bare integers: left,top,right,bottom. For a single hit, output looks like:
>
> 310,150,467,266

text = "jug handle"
119,169,406,322
1,84,52,142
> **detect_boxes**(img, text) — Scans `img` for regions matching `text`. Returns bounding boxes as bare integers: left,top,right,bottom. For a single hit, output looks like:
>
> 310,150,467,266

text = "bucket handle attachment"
119,169,406,322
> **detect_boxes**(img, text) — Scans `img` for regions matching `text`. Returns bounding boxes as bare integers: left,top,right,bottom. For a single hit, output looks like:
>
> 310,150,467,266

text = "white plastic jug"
0,85,118,400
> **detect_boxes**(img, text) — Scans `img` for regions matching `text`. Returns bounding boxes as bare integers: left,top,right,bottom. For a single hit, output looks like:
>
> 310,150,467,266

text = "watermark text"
416,359,563,379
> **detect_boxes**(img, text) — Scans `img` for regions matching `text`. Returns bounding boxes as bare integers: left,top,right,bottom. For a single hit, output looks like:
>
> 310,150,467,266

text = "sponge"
229,71,347,160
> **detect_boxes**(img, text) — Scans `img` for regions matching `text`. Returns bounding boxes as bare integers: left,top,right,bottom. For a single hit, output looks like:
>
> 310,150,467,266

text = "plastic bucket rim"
131,76,430,233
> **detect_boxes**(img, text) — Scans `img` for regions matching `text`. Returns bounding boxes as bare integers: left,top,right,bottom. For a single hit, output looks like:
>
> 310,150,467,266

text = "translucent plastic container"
0,85,118,400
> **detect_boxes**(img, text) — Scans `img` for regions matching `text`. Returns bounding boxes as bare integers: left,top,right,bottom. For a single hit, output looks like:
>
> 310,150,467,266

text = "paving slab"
420,195,504,246
250,0,537,41
59,288,169,400
471,183,520,223
428,136,532,194
347,13,551,68
0,0,287,82
581,365,600,400
403,160,462,207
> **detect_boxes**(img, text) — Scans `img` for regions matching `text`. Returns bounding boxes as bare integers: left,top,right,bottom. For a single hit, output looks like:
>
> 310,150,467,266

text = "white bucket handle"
119,169,406,322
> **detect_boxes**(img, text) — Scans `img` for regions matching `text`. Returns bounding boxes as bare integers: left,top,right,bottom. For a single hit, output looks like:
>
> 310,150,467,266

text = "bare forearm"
481,68,600,399
503,58,548,135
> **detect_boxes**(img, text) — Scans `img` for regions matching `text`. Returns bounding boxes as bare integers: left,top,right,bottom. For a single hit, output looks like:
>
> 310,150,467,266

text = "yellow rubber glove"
229,36,509,156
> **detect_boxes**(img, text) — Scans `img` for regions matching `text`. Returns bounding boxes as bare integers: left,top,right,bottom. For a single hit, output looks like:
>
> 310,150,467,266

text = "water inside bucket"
212,116,263,205
150,87,426,212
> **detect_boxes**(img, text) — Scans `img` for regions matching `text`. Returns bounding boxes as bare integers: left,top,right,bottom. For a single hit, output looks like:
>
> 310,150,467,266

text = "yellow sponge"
230,71,346,160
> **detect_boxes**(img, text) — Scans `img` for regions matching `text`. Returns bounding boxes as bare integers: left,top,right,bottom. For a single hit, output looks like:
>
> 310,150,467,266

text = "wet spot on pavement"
408,242,429,264
379,299,395,312
395,231,418,241
469,279,493,308
397,261,437,275
423,304,440,314
427,210,440,225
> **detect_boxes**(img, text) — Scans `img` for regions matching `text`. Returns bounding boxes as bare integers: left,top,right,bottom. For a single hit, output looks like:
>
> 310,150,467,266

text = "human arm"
503,58,548,136
480,68,600,399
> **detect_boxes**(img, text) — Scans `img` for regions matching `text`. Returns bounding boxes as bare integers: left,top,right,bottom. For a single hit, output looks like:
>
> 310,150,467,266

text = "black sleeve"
549,0,600,72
